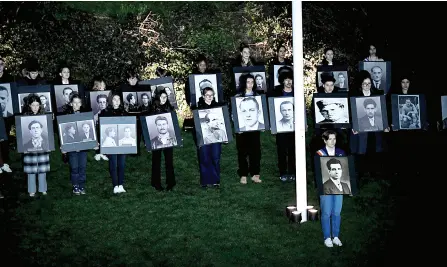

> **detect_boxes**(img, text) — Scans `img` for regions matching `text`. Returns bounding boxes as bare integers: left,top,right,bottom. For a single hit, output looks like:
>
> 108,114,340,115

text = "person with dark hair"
91,77,109,162
358,98,384,132
233,42,257,67
315,130,346,248
39,95,51,112
370,66,386,91
17,59,46,86
323,158,351,195
364,44,384,61
63,124,79,144
321,47,335,66
52,64,76,85
155,67,171,78
0,57,14,83
270,42,293,66
238,97,264,131
149,89,177,191
125,93,139,112
0,85,13,117
334,72,347,90
317,73,341,93
140,93,151,113
21,94,50,197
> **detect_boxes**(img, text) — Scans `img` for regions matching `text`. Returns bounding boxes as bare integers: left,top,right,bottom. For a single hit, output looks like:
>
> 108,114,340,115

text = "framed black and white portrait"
122,92,140,113
233,66,267,92
316,65,349,92
391,94,426,131
193,105,232,147
0,82,15,117
268,96,294,134
314,156,358,196
350,95,388,133
99,116,137,154
441,96,447,130
145,77,177,109
273,65,293,87
53,84,82,113
0,118,7,141
15,114,55,153
57,112,97,152
358,61,392,94
13,85,53,114
188,73,223,107
231,95,270,133
313,93,350,128
136,91,152,112
87,90,112,122
140,111,183,151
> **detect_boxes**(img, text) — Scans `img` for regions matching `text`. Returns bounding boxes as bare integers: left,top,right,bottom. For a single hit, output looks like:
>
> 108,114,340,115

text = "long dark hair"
238,73,255,95
22,93,44,115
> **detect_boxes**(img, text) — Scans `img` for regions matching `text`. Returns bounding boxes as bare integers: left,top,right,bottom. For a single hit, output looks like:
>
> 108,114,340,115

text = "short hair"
0,86,9,96
141,93,149,99
337,72,345,78
155,116,168,125
371,66,382,72
126,93,135,102
196,54,208,65
39,95,47,100
124,126,131,132
239,97,259,111
28,120,43,130
254,74,263,81
363,98,377,108
322,130,337,141
82,122,90,128
105,127,115,136
96,94,108,103
125,69,138,79
204,112,213,123
65,124,75,132
202,87,214,96
324,47,334,55
280,101,294,110
69,92,82,103
326,158,342,170
239,42,249,52
63,87,73,95
316,100,344,111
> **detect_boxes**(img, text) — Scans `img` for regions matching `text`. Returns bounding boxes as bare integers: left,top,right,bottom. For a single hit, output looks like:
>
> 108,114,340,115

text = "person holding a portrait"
17,59,47,86
238,97,265,131
363,44,384,62
91,77,109,162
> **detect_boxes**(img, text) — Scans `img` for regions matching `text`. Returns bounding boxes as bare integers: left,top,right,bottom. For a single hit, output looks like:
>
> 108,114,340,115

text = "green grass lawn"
0,131,399,266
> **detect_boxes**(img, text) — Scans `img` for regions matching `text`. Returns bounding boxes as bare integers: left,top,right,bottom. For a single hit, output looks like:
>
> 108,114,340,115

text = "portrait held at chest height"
143,76,177,109
140,111,183,151
233,66,267,92
350,95,388,133
314,156,358,196
392,94,426,131
231,95,270,133
316,65,349,92
88,90,111,122
273,65,293,87
313,93,350,128
358,61,392,94
193,105,233,147
268,96,294,134
57,112,97,152
53,84,83,113
15,114,55,153
188,73,223,107
0,82,15,117
13,85,53,114
99,116,137,154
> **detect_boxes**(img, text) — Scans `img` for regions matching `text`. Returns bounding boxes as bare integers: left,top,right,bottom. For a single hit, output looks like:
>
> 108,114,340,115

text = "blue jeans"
108,154,126,187
199,143,221,186
68,151,87,188
320,195,343,239
28,173,47,193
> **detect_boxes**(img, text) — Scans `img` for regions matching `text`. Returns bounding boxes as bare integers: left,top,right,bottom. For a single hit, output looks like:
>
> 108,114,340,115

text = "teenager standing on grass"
91,77,109,162
22,94,50,197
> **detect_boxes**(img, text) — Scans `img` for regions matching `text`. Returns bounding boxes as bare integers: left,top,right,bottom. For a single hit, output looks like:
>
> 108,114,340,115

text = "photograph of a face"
137,91,152,111
151,82,177,109
59,119,96,145
89,91,111,116
0,83,14,117
235,72,267,92
199,108,228,145
319,157,352,195
54,85,79,113
19,92,52,113
361,61,388,93
273,65,293,86
194,74,218,104
398,95,420,130
146,113,178,150
274,97,294,133
235,96,265,132
122,92,140,113
314,97,349,124
354,96,384,132
20,115,50,152
317,71,349,92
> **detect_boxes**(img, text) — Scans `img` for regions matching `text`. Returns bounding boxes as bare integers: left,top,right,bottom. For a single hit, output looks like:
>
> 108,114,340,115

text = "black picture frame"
268,96,295,134
99,116,138,155
140,77,177,110
231,95,270,133
233,66,267,92
15,113,55,153
121,84,152,114
57,112,97,152
0,82,16,117
0,117,7,141
13,85,53,114
313,93,350,129
140,111,183,152
391,94,426,131
358,61,392,94
193,105,233,147
316,65,349,92
350,95,388,133
188,73,224,107
314,155,358,196
52,84,85,114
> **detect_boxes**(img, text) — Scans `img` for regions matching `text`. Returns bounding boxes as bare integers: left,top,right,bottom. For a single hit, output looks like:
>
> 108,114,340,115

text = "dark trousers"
0,116,13,163
276,133,296,176
199,143,222,186
236,131,261,177
68,151,87,188
108,154,126,186
151,148,175,187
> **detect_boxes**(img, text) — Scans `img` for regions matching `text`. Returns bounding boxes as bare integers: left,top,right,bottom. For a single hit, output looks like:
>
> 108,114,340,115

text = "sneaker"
79,188,86,195
0,168,3,174
240,176,247,184
332,237,342,246
289,175,296,181
1,163,12,173
113,186,120,194
251,175,262,183
73,187,80,195
100,154,109,161
0,190,4,199
41,192,47,195
29,193,36,197
118,185,126,193
280,175,288,182
94,154,101,161
324,238,333,248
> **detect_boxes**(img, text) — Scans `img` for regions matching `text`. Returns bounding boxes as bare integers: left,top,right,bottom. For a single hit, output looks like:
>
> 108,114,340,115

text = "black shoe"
152,185,164,191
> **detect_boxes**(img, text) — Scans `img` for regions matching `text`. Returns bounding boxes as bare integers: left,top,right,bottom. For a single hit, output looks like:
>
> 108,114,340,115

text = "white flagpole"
292,0,308,222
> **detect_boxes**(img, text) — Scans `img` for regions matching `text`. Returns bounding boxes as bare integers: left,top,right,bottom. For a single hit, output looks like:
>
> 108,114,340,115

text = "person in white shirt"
79,122,94,141
118,127,136,146
102,127,117,147
238,96,264,131
358,98,383,132
277,100,294,132
150,116,177,149
0,85,12,117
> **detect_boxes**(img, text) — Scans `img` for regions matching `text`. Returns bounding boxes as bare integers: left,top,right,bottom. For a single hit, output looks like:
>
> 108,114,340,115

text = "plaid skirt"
23,152,50,174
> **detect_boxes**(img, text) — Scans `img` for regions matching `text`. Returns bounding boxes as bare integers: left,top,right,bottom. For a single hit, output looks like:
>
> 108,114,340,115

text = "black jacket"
0,71,15,83
17,77,47,86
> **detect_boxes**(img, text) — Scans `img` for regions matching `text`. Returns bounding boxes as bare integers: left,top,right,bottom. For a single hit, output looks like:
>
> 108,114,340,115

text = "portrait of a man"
334,72,348,91
0,84,13,117
148,115,177,149
315,98,349,124
200,109,228,145
254,74,266,92
274,65,293,86
370,66,385,91
40,95,51,112
101,125,117,147
357,97,384,132
275,99,294,132
54,85,78,112
236,96,265,131
138,92,152,113
76,120,95,142
235,71,266,92
62,123,79,144
322,158,351,195
398,95,420,129
118,125,137,146
23,119,49,152
152,83,177,109
360,62,388,93
91,92,109,123
123,92,139,113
